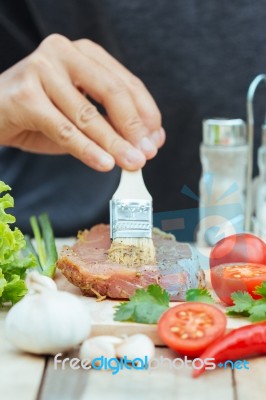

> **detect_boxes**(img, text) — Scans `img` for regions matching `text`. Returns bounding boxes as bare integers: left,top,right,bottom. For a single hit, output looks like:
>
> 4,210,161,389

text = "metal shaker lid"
203,118,246,145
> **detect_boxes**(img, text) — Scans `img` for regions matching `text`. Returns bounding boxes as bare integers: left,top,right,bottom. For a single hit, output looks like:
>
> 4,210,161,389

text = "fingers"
39,35,165,161
26,92,117,171
9,130,67,154
71,40,164,151
152,127,166,148
74,39,163,140
65,55,157,159
40,70,146,170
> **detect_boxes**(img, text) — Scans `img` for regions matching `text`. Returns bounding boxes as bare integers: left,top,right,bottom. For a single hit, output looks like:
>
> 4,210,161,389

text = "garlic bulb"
5,272,91,355
115,334,155,361
79,336,123,366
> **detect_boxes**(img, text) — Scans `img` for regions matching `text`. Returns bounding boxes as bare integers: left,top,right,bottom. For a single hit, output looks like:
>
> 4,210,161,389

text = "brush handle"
112,169,152,200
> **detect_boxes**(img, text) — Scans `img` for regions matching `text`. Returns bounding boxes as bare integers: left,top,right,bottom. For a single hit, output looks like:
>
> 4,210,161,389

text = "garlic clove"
86,335,124,346
115,334,155,362
79,336,118,366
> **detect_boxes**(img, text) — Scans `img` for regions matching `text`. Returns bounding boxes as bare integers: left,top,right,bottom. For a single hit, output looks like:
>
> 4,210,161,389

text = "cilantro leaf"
226,291,255,317
186,288,214,304
253,282,266,298
113,302,135,322
114,284,170,324
134,303,168,324
226,309,251,318
226,285,266,322
249,302,266,322
228,291,254,313
146,284,170,306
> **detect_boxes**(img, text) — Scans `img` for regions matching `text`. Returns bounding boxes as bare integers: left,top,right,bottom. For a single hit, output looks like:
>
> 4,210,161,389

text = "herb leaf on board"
114,284,170,324
226,283,266,322
186,288,215,304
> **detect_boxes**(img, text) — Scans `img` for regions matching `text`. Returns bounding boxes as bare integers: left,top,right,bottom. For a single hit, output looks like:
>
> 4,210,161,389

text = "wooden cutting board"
55,238,250,345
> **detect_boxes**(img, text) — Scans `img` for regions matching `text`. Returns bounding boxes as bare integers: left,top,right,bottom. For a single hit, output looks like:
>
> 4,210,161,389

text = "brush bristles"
107,237,156,267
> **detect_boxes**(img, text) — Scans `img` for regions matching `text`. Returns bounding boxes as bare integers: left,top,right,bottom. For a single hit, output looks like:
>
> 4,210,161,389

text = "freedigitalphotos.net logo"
154,178,244,243
53,354,250,375
153,177,245,266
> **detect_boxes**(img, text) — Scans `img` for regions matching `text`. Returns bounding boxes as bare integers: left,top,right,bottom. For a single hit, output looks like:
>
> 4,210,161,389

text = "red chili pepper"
193,322,266,378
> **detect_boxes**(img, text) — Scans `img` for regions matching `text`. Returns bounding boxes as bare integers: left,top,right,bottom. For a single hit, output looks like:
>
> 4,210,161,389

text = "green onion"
23,234,43,273
30,216,46,267
29,213,57,278
38,213,58,278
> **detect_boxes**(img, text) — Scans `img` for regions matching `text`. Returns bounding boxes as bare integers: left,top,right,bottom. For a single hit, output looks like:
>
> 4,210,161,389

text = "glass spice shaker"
197,118,248,246
255,125,266,240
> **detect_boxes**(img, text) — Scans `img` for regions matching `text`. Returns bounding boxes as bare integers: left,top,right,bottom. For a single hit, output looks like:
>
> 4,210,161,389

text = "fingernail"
150,130,162,146
151,127,166,146
99,154,114,169
125,148,145,165
160,127,166,142
139,137,157,154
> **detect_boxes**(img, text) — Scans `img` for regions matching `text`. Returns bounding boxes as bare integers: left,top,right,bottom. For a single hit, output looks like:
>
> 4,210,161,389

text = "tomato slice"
210,233,266,268
211,262,266,305
157,303,226,357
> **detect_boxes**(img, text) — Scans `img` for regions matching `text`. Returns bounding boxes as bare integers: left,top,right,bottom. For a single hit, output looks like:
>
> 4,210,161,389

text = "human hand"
0,34,165,171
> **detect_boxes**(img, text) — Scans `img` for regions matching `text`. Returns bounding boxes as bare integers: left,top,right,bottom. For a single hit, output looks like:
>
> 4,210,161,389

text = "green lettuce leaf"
0,181,36,306
1,274,28,304
0,269,7,297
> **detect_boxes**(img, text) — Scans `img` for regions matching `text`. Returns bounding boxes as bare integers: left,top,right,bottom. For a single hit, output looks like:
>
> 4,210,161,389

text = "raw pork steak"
57,224,205,300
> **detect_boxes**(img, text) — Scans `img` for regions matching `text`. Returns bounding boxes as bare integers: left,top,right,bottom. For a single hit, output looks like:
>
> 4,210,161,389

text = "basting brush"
108,169,156,267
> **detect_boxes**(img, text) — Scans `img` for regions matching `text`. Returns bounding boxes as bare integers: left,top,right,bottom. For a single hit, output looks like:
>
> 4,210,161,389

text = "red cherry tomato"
211,262,266,305
209,233,266,268
158,303,227,357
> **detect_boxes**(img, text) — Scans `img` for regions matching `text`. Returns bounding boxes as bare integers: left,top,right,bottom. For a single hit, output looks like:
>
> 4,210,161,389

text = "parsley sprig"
226,282,266,322
185,288,215,304
114,284,170,324
114,281,266,325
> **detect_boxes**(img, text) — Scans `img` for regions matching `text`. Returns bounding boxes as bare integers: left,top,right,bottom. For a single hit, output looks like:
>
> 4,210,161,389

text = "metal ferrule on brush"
110,199,153,239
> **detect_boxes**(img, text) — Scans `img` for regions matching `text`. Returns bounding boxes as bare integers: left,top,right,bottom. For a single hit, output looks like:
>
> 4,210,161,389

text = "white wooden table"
0,239,265,400
1,312,265,400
